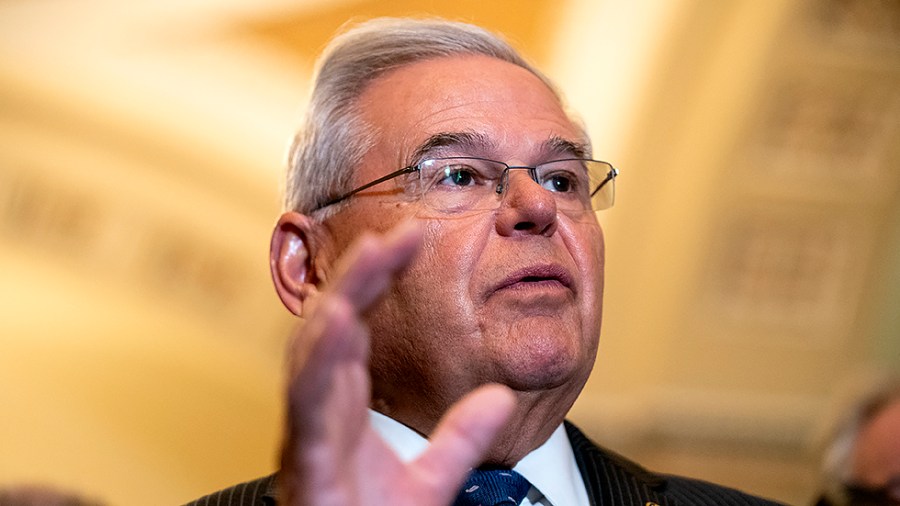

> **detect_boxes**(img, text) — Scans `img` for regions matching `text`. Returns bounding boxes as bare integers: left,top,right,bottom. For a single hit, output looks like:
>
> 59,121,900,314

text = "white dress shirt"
369,410,591,506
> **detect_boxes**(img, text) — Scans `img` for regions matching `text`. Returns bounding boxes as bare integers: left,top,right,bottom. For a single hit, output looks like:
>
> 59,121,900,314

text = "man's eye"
438,166,479,187
542,172,575,192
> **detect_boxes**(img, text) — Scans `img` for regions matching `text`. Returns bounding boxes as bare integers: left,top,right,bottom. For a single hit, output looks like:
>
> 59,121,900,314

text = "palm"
279,222,515,506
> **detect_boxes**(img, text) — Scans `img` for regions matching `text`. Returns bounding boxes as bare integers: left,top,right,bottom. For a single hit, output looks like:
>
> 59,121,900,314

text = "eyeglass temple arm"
590,167,619,198
315,166,418,210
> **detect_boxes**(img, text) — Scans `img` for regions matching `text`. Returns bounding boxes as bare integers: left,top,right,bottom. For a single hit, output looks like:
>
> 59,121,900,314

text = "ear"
270,211,328,316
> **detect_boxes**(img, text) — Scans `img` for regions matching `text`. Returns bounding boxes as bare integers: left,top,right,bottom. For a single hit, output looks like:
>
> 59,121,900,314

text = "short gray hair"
283,17,561,218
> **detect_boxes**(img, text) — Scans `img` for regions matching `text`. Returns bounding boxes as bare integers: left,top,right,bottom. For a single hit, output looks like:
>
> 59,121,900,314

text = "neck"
372,385,576,467
478,388,574,466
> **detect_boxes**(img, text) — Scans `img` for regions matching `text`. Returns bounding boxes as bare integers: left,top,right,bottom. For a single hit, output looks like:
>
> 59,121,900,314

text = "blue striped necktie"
453,468,531,506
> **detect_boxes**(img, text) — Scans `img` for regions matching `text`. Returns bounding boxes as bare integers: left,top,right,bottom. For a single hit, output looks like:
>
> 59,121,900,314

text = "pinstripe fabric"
182,474,276,506
564,421,787,506
183,422,787,506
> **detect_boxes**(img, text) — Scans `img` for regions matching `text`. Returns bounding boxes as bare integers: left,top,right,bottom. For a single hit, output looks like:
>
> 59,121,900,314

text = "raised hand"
278,220,516,506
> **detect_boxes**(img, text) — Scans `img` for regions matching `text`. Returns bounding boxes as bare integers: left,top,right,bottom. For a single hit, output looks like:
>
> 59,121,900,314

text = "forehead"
356,54,586,170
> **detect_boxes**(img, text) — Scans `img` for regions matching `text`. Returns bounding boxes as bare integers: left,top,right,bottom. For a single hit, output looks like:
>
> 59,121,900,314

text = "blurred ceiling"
1,0,899,505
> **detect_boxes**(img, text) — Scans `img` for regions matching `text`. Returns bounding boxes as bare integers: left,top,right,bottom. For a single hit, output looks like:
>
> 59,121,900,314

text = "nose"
494,168,558,237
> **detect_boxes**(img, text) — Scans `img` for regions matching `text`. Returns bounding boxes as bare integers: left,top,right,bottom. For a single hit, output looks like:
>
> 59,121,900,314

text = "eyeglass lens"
416,158,615,213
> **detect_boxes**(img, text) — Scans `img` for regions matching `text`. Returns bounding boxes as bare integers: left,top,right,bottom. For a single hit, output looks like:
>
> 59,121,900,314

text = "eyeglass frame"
311,156,619,213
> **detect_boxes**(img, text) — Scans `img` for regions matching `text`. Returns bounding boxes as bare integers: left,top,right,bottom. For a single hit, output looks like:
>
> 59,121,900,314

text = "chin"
500,337,587,391
484,314,595,391
506,369,579,392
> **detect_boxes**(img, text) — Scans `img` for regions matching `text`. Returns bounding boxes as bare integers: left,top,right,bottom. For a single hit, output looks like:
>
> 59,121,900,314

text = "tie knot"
453,468,531,506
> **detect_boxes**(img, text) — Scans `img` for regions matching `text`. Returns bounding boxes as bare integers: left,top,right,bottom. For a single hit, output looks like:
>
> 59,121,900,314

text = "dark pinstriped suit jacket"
184,421,786,506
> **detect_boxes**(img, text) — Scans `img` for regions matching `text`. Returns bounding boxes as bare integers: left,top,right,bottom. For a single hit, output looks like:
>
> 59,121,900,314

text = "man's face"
321,54,605,428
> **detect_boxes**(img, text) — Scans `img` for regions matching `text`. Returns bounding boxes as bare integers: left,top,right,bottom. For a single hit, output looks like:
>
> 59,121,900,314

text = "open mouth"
495,265,573,292
519,276,563,285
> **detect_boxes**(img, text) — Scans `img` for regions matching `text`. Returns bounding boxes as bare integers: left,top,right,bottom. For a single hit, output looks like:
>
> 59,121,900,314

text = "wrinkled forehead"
356,54,591,171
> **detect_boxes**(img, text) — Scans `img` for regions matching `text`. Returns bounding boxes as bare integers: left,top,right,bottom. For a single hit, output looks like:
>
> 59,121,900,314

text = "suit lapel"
261,474,278,504
264,423,675,506
565,421,676,506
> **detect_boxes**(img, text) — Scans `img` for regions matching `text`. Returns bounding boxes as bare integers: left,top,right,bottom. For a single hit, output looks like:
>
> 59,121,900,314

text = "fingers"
285,219,424,415
328,219,424,310
284,297,366,413
280,221,426,505
286,219,424,394
280,298,372,506
412,384,517,500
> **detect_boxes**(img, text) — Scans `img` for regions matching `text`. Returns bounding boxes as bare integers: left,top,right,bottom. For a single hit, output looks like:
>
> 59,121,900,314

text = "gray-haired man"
187,17,783,506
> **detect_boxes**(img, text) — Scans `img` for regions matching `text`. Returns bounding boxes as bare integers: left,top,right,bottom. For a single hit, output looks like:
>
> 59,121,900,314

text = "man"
187,17,783,506
813,375,900,505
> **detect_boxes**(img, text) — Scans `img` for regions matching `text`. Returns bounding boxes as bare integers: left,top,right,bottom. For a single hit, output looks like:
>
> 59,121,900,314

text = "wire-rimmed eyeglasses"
312,156,619,214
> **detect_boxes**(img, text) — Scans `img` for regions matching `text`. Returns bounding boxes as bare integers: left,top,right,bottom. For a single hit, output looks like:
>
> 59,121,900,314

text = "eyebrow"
407,131,592,165
408,131,495,164
543,135,590,159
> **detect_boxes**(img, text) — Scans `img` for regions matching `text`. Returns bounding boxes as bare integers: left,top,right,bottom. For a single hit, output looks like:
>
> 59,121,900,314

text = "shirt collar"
369,410,589,506
369,409,429,461
513,423,589,506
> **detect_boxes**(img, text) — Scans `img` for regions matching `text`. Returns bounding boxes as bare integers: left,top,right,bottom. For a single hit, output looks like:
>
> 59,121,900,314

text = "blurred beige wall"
1,0,898,504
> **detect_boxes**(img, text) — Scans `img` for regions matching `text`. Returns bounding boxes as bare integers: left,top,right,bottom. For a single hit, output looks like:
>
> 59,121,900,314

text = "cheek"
418,218,489,302
381,219,487,332
592,229,606,291
562,219,605,291
564,221,605,348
